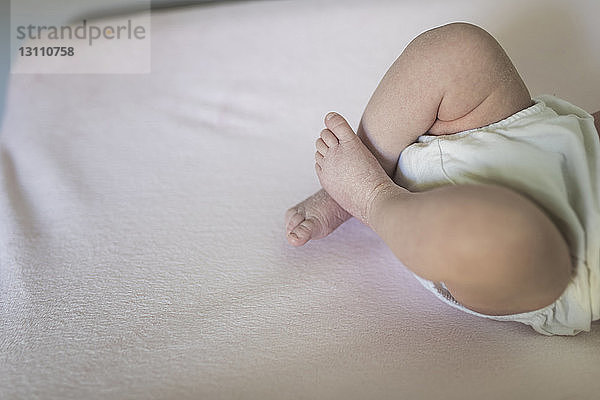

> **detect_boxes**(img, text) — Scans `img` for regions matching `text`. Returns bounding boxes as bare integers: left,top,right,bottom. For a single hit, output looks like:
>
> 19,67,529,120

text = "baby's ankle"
364,180,409,227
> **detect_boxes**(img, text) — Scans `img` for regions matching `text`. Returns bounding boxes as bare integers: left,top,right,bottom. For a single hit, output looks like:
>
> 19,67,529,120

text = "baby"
284,23,600,336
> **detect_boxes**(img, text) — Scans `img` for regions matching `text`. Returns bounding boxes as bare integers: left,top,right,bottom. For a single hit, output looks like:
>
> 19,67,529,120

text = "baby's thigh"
442,196,572,317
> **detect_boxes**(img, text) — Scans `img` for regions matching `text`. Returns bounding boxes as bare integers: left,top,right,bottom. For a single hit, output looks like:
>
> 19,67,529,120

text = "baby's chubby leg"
316,112,571,316
288,23,572,316
285,22,531,246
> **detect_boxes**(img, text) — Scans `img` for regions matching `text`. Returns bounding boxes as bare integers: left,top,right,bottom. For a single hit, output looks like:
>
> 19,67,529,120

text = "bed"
1,0,600,398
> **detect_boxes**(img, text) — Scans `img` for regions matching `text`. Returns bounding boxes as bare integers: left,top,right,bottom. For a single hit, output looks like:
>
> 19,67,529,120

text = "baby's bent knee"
413,22,495,53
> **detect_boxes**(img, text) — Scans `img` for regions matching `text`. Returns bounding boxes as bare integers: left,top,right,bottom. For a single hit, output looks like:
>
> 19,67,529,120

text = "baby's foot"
285,189,351,246
315,112,396,225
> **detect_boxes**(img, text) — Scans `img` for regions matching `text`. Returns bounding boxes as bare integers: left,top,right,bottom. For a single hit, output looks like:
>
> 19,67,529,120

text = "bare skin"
288,109,600,246
313,112,572,316
285,186,350,244
285,23,584,316
286,23,534,247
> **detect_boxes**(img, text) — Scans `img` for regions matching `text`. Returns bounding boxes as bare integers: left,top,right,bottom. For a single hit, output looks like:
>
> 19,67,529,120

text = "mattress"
1,0,600,399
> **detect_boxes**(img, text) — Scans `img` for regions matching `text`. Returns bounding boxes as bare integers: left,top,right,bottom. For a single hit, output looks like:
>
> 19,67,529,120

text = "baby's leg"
285,22,532,246
356,23,532,175
315,23,571,315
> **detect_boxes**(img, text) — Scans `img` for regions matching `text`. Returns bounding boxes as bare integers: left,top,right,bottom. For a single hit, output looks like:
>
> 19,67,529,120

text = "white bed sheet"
1,0,600,399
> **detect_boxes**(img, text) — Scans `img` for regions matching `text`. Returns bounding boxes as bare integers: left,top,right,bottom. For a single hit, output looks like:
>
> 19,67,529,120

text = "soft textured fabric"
396,96,600,336
2,1,600,399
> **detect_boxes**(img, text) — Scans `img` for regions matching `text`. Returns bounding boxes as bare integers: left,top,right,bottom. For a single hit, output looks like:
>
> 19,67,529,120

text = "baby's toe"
286,209,306,233
320,129,339,148
315,151,324,165
288,218,316,246
324,112,356,143
315,137,329,156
